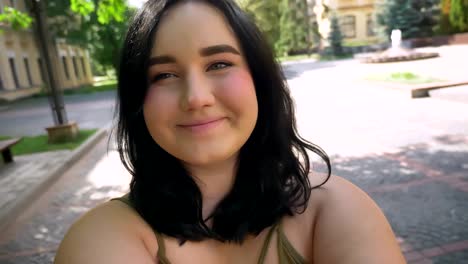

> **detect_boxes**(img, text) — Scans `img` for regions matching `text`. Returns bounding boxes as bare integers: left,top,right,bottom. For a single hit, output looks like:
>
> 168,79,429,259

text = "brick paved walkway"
328,134,468,264
0,151,71,227
0,134,467,263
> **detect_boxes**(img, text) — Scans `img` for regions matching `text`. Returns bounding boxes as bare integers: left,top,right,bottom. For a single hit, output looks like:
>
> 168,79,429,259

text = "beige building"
0,0,93,101
312,0,378,45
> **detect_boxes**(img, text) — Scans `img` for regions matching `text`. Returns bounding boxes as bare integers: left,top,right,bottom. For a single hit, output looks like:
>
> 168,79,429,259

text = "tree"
46,0,131,73
411,0,440,37
449,0,468,31
376,0,423,39
277,0,296,56
327,14,344,56
237,0,281,48
0,6,33,32
436,0,458,34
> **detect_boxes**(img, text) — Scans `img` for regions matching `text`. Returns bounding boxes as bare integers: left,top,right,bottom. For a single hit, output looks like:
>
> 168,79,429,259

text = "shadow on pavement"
313,133,468,262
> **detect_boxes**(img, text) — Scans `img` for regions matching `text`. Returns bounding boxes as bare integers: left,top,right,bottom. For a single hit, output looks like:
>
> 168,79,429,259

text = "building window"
38,58,45,82
367,14,375,36
24,58,33,87
62,56,70,80
339,15,356,38
9,57,20,89
0,74,4,91
80,57,87,77
9,0,16,8
72,56,79,79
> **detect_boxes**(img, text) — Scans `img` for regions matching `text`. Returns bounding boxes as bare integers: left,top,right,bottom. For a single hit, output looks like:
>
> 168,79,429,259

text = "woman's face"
143,2,258,167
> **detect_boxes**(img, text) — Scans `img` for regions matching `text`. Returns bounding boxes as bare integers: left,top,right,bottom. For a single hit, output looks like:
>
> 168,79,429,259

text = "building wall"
0,0,94,101
313,0,378,45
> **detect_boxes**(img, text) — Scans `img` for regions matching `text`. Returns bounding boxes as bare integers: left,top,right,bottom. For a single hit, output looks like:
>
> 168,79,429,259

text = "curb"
362,80,468,99
0,124,110,231
410,81,468,98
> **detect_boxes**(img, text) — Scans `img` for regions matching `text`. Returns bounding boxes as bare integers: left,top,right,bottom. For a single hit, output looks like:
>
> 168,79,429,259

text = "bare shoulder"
54,200,157,264
309,175,406,264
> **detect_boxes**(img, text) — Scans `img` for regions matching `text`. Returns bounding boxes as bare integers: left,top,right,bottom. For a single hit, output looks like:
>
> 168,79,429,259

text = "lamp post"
29,0,78,142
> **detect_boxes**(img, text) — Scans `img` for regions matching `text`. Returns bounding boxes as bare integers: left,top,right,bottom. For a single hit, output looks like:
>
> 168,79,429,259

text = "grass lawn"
0,129,97,156
278,54,316,62
35,79,117,97
366,72,442,84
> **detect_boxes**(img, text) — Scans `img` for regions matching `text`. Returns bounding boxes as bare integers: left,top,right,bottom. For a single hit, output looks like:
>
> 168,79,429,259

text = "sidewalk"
0,125,109,230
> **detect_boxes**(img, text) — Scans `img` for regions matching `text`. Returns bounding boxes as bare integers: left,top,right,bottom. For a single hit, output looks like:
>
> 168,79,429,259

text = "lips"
177,118,225,133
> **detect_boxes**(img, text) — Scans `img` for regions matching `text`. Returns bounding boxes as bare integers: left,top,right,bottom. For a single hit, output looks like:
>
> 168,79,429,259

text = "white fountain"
361,29,439,63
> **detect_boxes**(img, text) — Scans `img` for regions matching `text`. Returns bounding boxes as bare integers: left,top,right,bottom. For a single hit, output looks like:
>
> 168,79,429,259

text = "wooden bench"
0,138,21,164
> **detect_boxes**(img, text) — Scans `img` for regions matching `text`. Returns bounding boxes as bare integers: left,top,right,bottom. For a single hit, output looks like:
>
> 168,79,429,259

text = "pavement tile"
370,182,468,250
431,249,468,264
405,251,425,261
421,247,445,257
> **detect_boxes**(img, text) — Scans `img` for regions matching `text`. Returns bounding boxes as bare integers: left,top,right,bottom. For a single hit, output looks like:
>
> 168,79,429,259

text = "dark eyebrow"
200,44,241,57
148,45,240,67
148,55,177,67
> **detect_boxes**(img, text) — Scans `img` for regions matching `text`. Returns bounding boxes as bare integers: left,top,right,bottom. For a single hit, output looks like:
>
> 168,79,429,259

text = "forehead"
151,2,241,56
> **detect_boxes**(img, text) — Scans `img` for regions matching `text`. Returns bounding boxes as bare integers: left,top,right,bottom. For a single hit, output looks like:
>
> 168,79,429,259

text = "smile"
178,118,225,133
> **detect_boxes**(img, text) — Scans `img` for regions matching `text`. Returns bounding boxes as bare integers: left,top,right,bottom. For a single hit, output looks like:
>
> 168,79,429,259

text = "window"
80,57,87,77
9,57,20,89
38,58,45,82
367,14,375,36
0,74,4,91
62,56,70,80
339,15,356,38
24,58,33,86
9,0,16,8
72,56,79,79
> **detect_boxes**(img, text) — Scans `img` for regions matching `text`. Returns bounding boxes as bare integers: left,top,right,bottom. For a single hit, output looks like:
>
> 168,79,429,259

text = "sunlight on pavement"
85,151,131,200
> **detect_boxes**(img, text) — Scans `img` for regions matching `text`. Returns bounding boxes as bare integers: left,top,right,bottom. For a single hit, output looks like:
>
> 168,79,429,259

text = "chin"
180,151,238,168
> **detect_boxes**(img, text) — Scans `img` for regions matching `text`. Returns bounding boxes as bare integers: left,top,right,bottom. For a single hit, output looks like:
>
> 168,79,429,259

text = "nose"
180,71,215,111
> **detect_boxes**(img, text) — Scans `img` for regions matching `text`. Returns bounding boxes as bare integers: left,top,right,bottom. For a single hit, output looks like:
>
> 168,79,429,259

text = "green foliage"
1,129,97,156
46,0,133,71
327,14,344,56
377,0,422,39
449,0,468,31
238,0,317,56
0,6,33,31
277,0,295,56
96,0,126,24
366,72,442,84
70,0,95,16
237,0,281,48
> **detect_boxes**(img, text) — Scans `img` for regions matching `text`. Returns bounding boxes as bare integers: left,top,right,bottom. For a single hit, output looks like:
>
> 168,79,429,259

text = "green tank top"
112,195,306,264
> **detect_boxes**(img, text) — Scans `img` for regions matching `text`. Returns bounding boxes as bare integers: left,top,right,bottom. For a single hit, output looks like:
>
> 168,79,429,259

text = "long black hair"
116,0,331,243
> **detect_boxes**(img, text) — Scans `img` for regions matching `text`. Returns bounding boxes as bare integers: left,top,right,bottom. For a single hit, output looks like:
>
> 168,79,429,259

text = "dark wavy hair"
116,0,331,243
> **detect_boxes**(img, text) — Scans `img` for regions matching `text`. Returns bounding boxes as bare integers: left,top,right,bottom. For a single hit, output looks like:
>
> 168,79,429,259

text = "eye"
207,62,232,71
150,73,177,83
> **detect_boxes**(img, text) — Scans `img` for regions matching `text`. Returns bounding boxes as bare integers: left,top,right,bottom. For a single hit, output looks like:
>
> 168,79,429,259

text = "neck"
184,155,238,220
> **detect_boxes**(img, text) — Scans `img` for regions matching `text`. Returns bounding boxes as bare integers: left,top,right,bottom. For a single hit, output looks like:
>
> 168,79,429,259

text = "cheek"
143,86,174,124
218,69,257,103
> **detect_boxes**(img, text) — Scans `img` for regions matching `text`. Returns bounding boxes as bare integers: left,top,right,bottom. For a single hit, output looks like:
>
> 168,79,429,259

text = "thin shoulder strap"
276,220,306,264
257,223,278,264
111,195,172,264
154,231,172,264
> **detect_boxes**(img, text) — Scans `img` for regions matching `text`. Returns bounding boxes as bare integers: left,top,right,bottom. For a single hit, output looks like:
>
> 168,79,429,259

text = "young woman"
55,0,406,263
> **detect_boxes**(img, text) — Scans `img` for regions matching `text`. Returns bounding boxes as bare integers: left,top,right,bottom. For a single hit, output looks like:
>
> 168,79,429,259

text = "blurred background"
0,0,467,263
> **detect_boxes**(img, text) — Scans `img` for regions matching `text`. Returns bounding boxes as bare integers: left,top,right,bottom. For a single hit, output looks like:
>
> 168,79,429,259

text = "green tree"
411,0,440,37
436,0,457,34
293,0,310,53
237,0,281,48
376,0,423,39
327,14,343,56
277,0,295,56
449,0,468,31
0,6,33,32
45,0,131,72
